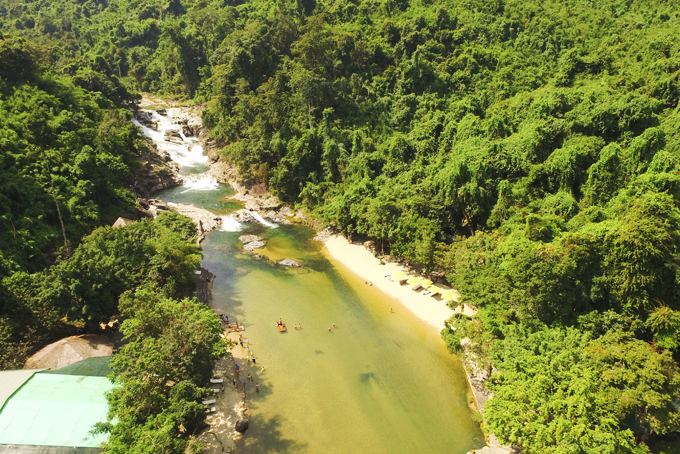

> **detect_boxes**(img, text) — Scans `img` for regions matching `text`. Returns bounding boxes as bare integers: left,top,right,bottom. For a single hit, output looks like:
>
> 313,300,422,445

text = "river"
140,107,485,453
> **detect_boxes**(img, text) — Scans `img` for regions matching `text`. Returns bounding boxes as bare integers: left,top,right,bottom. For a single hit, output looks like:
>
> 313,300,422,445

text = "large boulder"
233,209,257,223
235,419,249,434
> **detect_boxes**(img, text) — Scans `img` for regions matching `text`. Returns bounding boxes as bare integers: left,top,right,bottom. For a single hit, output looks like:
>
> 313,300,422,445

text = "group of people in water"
277,318,338,332
277,318,305,330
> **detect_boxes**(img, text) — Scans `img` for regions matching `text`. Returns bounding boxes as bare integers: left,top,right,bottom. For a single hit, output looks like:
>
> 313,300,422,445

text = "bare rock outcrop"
167,202,222,239
239,235,266,251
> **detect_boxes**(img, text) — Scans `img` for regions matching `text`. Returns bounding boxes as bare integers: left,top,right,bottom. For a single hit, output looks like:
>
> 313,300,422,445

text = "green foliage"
0,35,144,275
486,327,680,453
94,285,224,454
4,0,680,451
647,307,680,352
0,212,200,369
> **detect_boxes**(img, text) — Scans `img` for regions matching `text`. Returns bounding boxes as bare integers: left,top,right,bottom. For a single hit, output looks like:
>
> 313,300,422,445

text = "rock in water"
239,235,266,251
233,209,257,223
238,234,264,244
235,419,249,434
277,259,300,267
244,241,266,251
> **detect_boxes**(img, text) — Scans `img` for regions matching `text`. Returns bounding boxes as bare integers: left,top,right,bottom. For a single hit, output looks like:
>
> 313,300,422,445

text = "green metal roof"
0,370,45,413
0,374,113,448
43,357,113,378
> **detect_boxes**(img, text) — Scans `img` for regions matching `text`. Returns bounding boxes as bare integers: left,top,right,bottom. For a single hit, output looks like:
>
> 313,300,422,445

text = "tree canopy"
2,0,680,451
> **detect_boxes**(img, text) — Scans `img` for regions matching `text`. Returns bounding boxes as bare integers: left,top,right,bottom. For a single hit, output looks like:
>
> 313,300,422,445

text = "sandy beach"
322,234,475,332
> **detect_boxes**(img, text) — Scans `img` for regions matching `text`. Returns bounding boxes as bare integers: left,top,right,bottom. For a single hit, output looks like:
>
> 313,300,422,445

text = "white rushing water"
250,211,278,229
133,110,208,169
182,175,219,192
220,215,244,232
135,107,283,231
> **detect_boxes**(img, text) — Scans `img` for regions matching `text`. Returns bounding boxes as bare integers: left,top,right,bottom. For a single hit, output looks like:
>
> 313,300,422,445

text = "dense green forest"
2,0,680,451
0,33,146,366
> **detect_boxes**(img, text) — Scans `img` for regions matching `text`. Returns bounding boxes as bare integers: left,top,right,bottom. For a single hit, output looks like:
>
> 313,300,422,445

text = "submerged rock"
277,259,300,267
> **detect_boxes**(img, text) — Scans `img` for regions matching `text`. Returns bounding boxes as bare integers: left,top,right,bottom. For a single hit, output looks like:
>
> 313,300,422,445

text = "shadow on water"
240,414,307,454
358,371,379,385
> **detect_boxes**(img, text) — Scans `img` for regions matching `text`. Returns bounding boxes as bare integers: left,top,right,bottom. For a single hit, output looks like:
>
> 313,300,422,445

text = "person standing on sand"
233,378,236,386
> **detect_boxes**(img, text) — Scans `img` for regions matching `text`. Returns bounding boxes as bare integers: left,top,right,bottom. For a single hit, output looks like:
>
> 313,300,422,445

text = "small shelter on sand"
425,285,441,297
407,277,421,289
441,290,456,303
24,335,113,371
394,271,408,284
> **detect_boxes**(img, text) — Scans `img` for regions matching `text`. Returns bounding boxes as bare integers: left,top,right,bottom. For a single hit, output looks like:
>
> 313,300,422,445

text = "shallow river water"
147,109,484,453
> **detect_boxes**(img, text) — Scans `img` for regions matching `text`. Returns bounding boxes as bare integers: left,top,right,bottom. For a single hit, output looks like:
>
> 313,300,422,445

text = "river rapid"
138,106,485,453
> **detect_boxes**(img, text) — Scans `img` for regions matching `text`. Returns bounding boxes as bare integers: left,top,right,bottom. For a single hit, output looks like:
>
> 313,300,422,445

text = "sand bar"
323,234,475,332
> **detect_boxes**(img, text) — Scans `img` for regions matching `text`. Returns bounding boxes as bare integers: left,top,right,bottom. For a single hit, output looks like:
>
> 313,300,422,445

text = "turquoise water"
155,184,484,453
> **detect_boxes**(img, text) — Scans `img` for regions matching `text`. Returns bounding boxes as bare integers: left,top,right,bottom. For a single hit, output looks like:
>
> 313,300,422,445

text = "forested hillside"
0,14,222,454
2,0,680,452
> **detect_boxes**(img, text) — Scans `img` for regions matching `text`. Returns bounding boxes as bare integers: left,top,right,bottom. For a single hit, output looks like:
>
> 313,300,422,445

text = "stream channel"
138,108,485,453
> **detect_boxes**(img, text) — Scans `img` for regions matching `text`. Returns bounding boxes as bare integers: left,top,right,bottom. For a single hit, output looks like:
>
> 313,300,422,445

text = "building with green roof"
0,358,114,451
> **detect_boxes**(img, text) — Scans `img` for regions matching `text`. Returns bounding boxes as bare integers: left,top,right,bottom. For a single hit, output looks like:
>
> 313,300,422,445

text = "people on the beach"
233,378,237,386
252,357,257,364
235,363,240,371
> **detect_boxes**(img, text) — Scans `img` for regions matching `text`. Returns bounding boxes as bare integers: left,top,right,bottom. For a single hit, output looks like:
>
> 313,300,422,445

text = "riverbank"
134,96,249,453
320,234,478,332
